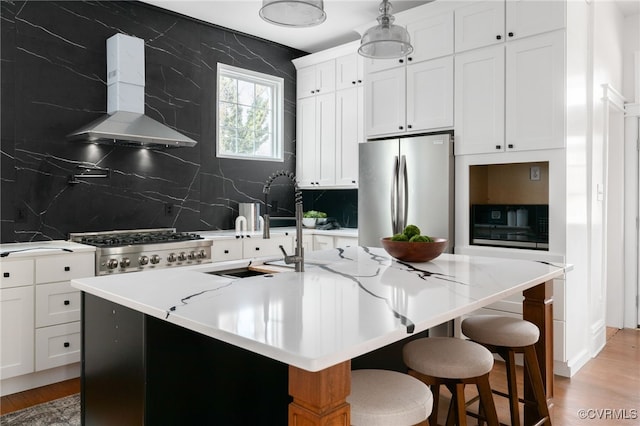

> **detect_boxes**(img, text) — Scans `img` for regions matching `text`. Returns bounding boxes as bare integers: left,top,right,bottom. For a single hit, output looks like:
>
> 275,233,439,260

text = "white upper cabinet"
297,60,336,99
335,53,364,91
506,0,565,41
505,30,565,152
365,67,406,136
335,86,361,186
296,93,336,187
455,0,565,53
455,45,506,155
455,1,505,52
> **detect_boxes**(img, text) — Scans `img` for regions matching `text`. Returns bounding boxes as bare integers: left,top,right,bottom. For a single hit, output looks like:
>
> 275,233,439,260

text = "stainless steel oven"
471,205,549,250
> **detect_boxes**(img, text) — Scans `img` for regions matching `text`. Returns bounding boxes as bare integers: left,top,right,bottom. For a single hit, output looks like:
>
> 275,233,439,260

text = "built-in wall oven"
471,204,549,250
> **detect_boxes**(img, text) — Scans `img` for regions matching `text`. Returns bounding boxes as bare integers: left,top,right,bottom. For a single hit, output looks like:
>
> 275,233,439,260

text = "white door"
506,0,565,41
454,44,505,155
335,87,360,186
365,67,406,137
406,56,454,132
406,11,454,62
454,0,504,52
505,30,565,152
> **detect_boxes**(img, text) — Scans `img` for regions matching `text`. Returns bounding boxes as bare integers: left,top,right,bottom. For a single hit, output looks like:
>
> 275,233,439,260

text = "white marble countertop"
0,240,96,258
71,246,567,372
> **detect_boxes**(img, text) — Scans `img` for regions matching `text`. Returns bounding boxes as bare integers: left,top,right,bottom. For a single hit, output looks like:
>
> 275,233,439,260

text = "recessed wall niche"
469,162,549,205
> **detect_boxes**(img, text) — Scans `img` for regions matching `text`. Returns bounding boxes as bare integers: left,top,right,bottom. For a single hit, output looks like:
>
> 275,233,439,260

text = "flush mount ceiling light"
358,0,413,59
259,0,326,28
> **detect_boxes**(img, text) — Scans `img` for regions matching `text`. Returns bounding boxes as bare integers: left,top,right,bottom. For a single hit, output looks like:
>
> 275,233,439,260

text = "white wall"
590,0,626,348
622,12,640,102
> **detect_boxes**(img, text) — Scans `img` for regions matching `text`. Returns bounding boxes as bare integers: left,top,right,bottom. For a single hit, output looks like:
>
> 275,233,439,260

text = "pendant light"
358,0,413,59
259,0,326,28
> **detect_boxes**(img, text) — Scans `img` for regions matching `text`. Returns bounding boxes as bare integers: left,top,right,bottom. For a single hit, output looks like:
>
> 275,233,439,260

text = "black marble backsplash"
302,189,358,229
0,1,305,243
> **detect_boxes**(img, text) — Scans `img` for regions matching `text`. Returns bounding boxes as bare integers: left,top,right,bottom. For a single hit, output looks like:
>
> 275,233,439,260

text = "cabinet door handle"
357,79,362,83
311,90,315,94
255,247,260,251
496,35,502,40
407,124,412,129
508,144,514,149
64,266,70,272
399,126,404,130
399,59,404,64
352,81,356,85
64,342,70,348
407,57,413,62
3,272,9,278
224,249,229,254
352,180,356,184
316,89,320,93
508,32,514,37
496,145,502,150
64,300,70,306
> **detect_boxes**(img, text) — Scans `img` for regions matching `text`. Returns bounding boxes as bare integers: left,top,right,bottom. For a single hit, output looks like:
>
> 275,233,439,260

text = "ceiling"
142,0,640,54
142,0,431,53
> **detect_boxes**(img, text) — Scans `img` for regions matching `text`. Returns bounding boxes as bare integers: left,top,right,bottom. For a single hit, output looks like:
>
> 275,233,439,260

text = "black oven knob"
198,249,207,259
150,255,161,264
167,253,177,263
177,252,187,262
139,255,149,266
107,259,119,269
120,258,131,268
187,251,197,260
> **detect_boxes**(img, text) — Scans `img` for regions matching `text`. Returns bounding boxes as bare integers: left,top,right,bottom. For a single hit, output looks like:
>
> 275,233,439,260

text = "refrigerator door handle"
391,155,399,234
399,155,408,231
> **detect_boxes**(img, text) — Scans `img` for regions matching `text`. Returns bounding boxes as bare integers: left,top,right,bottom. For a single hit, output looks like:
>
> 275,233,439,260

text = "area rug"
0,394,80,425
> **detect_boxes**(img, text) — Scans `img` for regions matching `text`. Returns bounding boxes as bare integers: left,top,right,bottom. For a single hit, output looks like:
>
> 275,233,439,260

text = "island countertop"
71,246,568,372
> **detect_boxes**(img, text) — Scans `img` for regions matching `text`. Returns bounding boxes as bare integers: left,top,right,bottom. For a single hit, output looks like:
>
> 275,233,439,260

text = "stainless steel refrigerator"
358,133,454,248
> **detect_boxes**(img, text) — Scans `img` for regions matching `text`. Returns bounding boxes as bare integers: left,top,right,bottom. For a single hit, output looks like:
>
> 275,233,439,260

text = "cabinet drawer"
211,239,243,262
313,235,334,251
0,259,34,289
35,281,81,327
35,321,81,371
242,236,293,259
35,253,94,283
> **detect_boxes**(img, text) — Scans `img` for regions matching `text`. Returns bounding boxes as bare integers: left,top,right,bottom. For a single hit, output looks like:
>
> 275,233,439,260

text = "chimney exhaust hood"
67,34,197,149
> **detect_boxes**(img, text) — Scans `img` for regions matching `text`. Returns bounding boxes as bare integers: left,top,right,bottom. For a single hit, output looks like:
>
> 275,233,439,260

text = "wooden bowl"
380,237,448,262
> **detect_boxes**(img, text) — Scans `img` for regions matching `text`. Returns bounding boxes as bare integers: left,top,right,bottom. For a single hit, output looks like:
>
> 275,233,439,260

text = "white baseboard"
554,348,591,378
590,320,607,357
0,363,80,397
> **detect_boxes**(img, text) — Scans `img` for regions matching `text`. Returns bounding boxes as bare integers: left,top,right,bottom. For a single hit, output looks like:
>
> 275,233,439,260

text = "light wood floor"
1,328,638,424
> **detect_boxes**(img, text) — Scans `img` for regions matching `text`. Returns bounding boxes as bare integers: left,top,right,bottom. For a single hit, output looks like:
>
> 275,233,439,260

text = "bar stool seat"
347,369,433,426
462,315,551,426
403,337,499,426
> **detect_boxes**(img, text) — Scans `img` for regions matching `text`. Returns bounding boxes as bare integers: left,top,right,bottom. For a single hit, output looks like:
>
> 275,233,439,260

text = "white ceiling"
142,0,431,53
142,0,640,54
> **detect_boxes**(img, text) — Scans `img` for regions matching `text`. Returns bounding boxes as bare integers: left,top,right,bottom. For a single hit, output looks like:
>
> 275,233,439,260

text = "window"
217,64,284,161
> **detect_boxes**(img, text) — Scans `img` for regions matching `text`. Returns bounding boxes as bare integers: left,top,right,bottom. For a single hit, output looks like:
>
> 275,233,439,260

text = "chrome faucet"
262,170,304,272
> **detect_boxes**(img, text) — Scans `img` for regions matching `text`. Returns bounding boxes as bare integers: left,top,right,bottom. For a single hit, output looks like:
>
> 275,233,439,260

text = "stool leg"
454,383,468,426
476,373,499,426
523,346,551,425
504,349,521,426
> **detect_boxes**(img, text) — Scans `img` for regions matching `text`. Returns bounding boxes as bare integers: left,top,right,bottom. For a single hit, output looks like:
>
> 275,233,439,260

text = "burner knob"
167,253,177,263
139,255,149,266
120,258,131,268
178,252,187,262
107,259,119,269
198,249,207,259
187,251,197,260
150,255,161,264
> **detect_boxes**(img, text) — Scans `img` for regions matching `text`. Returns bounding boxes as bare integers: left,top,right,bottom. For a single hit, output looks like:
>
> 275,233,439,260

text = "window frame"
216,63,284,162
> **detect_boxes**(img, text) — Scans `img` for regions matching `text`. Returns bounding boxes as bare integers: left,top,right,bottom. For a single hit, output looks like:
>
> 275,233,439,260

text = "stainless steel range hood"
67,34,197,149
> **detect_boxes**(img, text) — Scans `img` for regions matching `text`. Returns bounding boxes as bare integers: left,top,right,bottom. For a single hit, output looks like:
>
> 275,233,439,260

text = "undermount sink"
208,268,273,279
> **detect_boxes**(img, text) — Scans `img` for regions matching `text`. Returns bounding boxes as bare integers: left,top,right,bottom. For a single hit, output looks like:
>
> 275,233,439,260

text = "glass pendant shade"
259,0,326,27
358,0,413,59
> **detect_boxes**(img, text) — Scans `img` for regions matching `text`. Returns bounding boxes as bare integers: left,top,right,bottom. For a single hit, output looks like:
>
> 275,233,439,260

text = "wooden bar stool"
461,315,551,426
347,369,433,426
403,337,499,426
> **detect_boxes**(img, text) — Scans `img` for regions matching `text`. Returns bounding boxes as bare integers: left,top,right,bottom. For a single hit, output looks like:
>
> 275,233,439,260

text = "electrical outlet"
164,203,174,216
530,166,541,181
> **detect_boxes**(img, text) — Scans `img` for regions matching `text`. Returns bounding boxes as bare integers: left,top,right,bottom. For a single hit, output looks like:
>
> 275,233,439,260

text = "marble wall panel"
0,1,304,242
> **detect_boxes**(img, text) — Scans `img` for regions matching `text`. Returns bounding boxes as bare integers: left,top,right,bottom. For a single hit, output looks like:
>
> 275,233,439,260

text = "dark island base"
82,293,290,425
81,293,430,425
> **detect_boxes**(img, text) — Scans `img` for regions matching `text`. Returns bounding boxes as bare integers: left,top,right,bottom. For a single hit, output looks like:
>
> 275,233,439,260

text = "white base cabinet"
1,285,35,380
211,234,294,263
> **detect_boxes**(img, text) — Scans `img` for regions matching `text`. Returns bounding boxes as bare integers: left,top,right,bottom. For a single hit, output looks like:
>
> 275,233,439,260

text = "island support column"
523,279,554,425
288,360,351,426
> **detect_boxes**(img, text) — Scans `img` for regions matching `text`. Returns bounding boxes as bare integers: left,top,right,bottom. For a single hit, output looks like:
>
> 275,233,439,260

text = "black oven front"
471,204,549,250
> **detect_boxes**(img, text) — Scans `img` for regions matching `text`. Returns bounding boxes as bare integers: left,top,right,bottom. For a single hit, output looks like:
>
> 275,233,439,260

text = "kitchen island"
72,246,568,425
